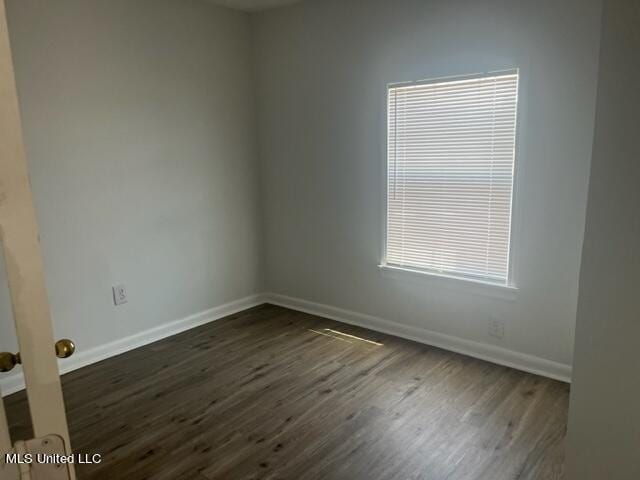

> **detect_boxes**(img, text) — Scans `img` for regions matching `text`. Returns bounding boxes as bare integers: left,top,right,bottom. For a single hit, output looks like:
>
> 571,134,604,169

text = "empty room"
0,0,638,479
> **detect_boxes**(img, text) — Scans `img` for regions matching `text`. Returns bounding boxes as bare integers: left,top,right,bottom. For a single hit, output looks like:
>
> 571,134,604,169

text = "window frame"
379,69,522,291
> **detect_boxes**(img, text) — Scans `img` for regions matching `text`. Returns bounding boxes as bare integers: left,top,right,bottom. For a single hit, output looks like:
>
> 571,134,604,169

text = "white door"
0,1,75,478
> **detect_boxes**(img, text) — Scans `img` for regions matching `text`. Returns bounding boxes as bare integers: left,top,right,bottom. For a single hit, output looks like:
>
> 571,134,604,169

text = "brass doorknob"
0,352,19,372
54,339,75,359
0,339,75,373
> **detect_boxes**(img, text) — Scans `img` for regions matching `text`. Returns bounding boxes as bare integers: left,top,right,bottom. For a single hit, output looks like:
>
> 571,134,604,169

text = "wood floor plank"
3,304,569,479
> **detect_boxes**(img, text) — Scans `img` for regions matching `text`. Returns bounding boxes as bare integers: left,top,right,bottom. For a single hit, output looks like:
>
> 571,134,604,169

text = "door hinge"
1,435,71,480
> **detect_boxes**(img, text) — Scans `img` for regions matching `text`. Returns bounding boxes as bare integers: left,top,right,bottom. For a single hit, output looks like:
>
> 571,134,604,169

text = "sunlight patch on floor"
309,328,383,346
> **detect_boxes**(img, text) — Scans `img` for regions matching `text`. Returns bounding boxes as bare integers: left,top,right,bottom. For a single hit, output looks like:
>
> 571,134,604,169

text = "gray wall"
0,0,608,391
565,0,640,477
0,0,261,362
253,0,602,369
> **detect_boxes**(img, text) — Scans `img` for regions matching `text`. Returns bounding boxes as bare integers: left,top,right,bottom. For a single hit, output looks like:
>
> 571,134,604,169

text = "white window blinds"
385,71,519,284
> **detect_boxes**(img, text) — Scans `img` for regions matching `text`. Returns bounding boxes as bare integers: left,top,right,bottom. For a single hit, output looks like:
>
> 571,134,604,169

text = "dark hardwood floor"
4,304,569,479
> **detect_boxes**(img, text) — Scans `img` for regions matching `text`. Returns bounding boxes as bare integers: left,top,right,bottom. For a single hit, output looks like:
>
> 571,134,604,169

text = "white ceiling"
205,0,303,12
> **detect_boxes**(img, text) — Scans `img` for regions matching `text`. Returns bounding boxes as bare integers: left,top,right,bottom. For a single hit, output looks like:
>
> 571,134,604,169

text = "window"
384,71,519,285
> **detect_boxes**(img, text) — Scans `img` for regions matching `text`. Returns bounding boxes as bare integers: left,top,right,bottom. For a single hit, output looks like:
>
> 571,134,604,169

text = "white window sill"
378,264,518,301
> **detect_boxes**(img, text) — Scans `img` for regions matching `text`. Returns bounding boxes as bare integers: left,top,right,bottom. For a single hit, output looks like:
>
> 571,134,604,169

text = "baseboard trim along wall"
265,293,572,383
0,294,267,397
1,291,571,397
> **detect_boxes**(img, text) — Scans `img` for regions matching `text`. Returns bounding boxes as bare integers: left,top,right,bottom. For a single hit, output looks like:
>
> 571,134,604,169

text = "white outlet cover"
113,284,128,306
488,319,505,339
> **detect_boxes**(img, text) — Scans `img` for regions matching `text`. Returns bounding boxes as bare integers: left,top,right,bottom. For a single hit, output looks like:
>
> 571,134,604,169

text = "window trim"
378,264,518,301
380,69,522,290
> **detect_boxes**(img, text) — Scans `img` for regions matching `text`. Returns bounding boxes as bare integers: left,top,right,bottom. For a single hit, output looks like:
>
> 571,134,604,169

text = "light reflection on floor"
309,328,383,346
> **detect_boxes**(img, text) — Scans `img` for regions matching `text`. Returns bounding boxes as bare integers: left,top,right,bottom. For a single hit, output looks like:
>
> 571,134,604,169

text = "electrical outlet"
488,319,505,340
112,284,128,306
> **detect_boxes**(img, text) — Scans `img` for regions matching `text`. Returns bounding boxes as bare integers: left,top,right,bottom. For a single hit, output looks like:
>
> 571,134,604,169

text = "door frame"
0,1,75,477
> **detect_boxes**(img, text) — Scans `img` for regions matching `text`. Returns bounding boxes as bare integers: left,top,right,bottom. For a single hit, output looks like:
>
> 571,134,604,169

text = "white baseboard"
1,291,570,398
0,293,267,397
265,293,572,383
